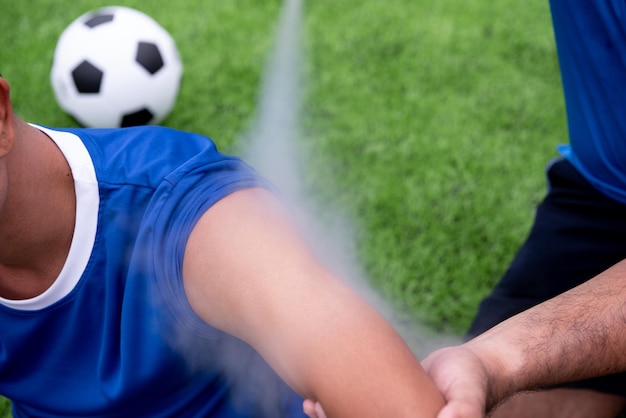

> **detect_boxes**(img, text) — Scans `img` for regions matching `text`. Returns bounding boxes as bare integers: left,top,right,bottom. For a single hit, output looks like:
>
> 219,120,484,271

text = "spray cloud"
241,0,460,357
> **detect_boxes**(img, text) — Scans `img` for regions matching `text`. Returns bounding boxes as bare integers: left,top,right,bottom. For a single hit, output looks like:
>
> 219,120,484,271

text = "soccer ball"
50,6,183,128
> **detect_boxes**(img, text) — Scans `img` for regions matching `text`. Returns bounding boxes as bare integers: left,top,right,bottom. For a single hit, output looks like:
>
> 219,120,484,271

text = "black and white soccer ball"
50,6,183,128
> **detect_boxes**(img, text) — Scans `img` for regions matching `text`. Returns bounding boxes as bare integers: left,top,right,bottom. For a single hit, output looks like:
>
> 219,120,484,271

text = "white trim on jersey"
0,126,99,311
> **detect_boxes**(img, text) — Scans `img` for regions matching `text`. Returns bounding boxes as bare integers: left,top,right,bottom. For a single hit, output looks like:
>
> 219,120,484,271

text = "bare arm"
423,259,626,418
183,188,444,418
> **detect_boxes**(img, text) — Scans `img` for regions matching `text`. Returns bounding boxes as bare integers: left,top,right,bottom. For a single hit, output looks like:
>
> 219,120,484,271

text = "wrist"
465,327,526,409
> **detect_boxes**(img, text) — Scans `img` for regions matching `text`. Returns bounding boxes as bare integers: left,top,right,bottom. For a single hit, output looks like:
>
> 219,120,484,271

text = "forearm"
467,258,626,407
257,276,445,417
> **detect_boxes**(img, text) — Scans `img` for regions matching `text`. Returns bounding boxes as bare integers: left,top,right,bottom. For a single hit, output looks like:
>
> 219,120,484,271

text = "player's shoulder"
56,125,220,165
69,125,214,153
48,125,228,186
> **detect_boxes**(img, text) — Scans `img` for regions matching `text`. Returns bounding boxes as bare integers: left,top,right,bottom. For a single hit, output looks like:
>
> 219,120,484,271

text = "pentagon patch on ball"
50,6,183,128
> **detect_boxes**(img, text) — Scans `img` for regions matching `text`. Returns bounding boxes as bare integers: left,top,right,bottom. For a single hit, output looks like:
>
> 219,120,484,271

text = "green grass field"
0,0,565,415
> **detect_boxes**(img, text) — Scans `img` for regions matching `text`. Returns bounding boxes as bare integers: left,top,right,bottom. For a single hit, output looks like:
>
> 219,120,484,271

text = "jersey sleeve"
142,148,272,345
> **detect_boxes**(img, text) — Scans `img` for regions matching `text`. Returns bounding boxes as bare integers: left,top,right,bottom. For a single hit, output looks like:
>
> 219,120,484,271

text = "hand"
303,399,327,418
422,346,490,418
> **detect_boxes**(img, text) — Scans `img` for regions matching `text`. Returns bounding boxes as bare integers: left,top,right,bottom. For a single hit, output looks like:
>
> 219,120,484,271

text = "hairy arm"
424,259,626,417
183,188,444,418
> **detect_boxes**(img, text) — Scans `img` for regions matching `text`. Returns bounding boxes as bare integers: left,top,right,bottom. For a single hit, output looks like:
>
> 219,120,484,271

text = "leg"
490,389,626,418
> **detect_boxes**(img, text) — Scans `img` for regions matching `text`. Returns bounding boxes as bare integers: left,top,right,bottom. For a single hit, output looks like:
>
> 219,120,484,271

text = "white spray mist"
241,0,305,205
240,0,460,358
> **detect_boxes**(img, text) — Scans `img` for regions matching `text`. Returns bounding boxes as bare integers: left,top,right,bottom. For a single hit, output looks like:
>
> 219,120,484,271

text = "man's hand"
422,346,490,418
303,400,327,418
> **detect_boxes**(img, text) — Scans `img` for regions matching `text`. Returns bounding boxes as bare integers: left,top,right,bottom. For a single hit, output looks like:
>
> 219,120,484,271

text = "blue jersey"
0,125,305,417
551,0,626,203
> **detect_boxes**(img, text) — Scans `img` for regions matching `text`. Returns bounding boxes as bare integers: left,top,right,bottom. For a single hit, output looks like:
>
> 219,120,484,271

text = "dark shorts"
467,158,626,396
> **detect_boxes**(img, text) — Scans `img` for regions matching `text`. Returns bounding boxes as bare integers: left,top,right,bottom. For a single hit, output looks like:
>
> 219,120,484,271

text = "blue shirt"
551,0,626,203
0,125,304,417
